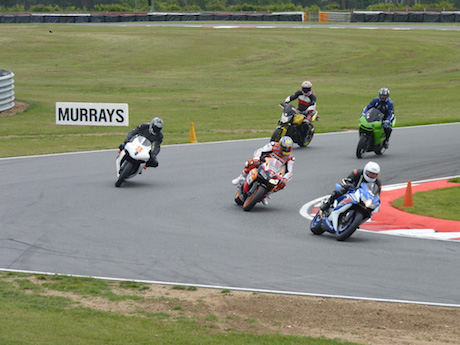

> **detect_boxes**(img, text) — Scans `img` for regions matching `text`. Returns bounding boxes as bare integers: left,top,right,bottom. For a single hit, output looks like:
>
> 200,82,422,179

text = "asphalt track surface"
1,123,460,307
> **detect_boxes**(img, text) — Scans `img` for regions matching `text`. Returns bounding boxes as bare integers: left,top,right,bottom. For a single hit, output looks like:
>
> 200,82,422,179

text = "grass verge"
391,178,460,221
0,272,361,345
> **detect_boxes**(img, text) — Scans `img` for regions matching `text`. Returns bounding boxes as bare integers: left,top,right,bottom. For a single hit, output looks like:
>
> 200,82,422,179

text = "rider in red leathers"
232,136,295,205
281,81,317,143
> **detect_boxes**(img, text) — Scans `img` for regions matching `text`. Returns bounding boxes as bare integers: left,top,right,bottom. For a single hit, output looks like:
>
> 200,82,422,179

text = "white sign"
56,102,129,126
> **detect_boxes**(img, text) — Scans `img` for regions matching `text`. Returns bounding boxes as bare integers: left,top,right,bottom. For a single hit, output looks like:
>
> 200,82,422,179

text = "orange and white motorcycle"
115,135,152,187
234,157,286,211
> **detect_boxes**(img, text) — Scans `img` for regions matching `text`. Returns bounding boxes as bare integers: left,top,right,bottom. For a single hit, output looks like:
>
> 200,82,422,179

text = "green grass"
0,24,459,157
392,178,460,221
0,272,361,345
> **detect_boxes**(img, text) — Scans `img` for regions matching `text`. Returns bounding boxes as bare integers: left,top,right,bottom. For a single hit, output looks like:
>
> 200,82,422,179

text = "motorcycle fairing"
115,135,151,179
325,182,380,232
244,157,285,193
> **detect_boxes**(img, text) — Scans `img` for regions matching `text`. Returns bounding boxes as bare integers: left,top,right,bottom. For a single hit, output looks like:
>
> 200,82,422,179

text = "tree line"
1,0,458,12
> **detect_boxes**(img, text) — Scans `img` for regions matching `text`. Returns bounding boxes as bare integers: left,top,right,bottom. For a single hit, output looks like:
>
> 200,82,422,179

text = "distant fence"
351,11,460,23
1,11,459,24
0,12,305,23
0,70,15,112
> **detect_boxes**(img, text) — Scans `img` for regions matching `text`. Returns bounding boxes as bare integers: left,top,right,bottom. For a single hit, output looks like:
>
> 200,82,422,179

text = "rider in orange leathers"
232,136,295,205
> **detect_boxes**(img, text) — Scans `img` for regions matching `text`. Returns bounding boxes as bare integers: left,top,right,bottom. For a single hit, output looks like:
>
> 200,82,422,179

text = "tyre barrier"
0,70,15,112
0,12,304,23
351,11,460,23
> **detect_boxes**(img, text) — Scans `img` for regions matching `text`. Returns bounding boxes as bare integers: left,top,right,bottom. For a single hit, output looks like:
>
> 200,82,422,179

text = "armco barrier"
0,70,15,112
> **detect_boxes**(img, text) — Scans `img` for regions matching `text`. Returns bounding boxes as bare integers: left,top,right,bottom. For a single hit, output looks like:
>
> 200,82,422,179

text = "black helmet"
378,88,390,103
149,117,164,135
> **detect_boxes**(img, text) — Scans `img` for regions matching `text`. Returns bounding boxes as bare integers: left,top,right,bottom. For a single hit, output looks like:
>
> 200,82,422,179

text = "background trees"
0,0,458,12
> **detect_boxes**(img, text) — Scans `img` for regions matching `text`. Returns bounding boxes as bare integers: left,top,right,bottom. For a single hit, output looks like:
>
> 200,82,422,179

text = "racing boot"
261,195,270,206
319,197,332,217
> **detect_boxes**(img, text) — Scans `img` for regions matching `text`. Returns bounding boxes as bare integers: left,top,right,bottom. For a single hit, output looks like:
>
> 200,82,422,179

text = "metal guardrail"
0,70,15,112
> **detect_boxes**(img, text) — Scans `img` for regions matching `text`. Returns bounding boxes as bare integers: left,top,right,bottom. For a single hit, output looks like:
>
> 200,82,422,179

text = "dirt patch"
8,277,460,345
0,101,29,117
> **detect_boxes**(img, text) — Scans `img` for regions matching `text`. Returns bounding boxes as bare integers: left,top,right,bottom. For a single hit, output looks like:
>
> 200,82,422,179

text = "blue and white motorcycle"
310,182,380,241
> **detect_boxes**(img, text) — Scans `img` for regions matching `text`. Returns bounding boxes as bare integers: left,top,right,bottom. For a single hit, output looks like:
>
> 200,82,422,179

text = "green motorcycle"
356,108,396,159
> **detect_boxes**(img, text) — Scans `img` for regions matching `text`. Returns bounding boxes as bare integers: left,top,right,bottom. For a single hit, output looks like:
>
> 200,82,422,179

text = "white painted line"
299,175,460,242
2,122,459,161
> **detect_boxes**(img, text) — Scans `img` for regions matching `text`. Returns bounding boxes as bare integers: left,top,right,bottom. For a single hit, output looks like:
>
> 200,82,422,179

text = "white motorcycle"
115,135,152,187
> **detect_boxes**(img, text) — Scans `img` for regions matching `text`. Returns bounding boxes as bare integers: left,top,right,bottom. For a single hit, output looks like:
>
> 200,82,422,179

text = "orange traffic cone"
402,181,414,207
189,122,197,143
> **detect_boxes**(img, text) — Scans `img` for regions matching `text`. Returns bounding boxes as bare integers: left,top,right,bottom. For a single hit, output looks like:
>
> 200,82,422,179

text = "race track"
1,123,459,306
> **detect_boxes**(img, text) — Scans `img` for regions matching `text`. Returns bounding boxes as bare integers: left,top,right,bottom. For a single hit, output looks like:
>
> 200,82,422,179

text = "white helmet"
301,80,313,96
363,161,380,183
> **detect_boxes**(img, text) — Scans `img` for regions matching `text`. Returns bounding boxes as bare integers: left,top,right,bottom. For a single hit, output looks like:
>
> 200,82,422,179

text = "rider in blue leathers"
362,87,394,148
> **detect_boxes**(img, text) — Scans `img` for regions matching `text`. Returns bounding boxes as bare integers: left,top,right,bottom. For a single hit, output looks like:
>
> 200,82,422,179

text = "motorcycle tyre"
234,189,244,206
270,128,284,142
115,160,133,187
336,210,364,241
356,135,368,159
310,212,325,235
299,126,314,148
243,185,266,211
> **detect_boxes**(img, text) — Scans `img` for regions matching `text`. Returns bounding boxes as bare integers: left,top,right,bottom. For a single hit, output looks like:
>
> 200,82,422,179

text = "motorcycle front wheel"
234,189,244,205
243,185,266,211
310,212,325,235
356,135,368,159
270,128,284,142
115,161,133,187
336,210,364,241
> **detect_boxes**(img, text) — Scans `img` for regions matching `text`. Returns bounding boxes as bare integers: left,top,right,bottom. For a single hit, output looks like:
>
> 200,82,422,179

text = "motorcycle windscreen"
264,157,286,176
360,182,381,207
365,108,384,122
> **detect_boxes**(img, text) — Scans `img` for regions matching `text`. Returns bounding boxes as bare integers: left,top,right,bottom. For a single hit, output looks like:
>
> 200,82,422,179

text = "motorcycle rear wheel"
243,185,266,211
336,210,364,241
356,135,368,159
310,212,325,235
115,161,133,187
299,126,314,147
